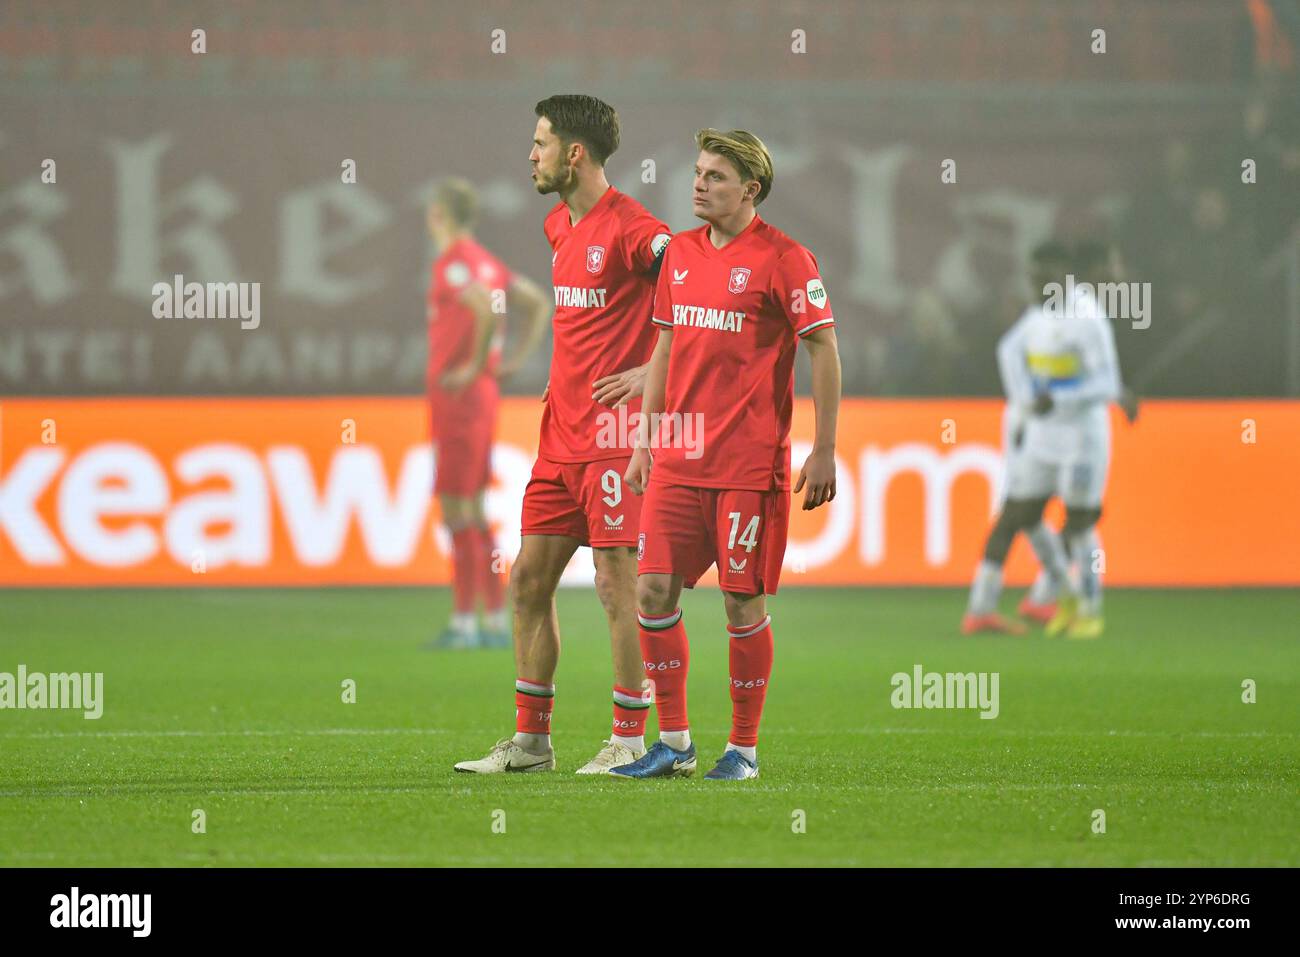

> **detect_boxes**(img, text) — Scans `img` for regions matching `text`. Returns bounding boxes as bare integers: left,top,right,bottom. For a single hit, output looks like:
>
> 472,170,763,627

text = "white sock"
1025,523,1071,599
484,609,508,633
660,730,691,751
967,559,1003,615
451,612,477,634
725,741,757,763
1068,528,1104,616
614,734,645,753
1026,571,1055,605
512,732,550,753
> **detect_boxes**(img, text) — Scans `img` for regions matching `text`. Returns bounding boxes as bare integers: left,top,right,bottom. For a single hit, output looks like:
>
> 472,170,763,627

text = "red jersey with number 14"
649,215,834,492
540,186,670,463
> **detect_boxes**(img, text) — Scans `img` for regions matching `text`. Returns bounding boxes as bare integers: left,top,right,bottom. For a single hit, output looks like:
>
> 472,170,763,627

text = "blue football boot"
703,749,759,780
608,740,696,779
421,626,476,651
478,627,512,650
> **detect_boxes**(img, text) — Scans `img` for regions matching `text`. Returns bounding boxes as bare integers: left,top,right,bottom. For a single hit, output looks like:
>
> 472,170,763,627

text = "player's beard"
534,163,574,196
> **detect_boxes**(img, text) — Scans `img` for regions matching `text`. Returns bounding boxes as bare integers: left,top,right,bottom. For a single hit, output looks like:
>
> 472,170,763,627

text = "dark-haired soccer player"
612,129,842,781
455,95,672,773
426,178,550,650
966,239,1127,640
963,240,1077,635
1036,239,1135,639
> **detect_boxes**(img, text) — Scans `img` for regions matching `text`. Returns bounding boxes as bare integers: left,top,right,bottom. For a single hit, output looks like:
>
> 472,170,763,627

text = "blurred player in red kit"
612,129,842,781
455,96,673,773
425,178,550,650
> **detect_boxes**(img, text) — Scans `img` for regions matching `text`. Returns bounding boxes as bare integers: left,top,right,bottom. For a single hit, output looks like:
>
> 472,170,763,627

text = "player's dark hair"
1073,240,1111,276
1031,240,1070,266
535,94,620,166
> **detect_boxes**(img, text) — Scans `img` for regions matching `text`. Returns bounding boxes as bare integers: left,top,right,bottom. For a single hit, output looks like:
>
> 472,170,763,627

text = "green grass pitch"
1,587,1296,867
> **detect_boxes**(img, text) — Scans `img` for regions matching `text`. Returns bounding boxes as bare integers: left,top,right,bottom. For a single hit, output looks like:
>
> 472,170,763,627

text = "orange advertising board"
1,397,1296,586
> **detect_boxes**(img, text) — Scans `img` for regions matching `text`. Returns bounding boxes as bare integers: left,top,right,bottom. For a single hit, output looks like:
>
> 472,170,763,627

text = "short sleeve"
475,255,513,294
621,209,673,275
650,244,675,330
1085,312,1121,392
771,246,834,337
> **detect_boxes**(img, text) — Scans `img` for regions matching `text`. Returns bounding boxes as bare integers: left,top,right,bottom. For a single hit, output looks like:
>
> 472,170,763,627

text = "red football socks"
638,608,689,732
612,684,650,740
475,525,505,613
450,527,478,614
514,678,554,735
727,615,774,748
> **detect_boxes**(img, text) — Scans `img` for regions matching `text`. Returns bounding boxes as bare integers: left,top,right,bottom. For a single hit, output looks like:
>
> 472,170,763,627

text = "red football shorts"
430,382,497,497
520,456,641,548
637,480,790,595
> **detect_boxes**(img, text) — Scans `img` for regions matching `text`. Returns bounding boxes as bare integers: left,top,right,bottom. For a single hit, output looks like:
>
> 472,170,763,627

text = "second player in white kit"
965,240,1128,639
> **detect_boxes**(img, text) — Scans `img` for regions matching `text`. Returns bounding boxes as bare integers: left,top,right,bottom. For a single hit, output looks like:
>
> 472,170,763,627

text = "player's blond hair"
695,129,773,205
433,177,479,228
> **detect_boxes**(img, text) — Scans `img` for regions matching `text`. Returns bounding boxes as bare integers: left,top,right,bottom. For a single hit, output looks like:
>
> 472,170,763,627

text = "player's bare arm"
624,329,672,494
496,274,551,380
793,326,841,510
440,281,501,392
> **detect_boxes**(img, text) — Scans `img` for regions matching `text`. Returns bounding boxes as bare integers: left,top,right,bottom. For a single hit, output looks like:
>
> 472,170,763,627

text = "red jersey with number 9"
541,186,671,463
649,215,834,492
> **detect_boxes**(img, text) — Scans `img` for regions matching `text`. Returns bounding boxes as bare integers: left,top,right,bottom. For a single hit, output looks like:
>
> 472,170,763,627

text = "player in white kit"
1007,241,1126,638
963,241,1078,636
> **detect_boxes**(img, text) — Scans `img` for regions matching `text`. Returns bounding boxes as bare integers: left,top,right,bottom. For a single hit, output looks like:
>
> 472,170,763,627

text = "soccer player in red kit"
426,178,550,650
611,129,842,780
455,95,672,774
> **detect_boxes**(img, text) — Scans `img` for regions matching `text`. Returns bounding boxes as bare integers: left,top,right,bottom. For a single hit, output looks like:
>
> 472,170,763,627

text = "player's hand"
1119,387,1140,424
440,365,477,392
1032,391,1054,415
541,380,550,403
794,447,836,510
495,358,523,381
592,366,647,407
624,447,651,495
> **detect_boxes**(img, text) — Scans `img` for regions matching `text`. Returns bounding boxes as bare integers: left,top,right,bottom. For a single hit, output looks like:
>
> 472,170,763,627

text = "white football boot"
574,738,646,775
454,738,555,773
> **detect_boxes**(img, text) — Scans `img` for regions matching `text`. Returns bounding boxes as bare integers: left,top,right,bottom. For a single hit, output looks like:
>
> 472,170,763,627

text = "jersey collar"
566,184,616,229
701,212,762,257
442,235,472,260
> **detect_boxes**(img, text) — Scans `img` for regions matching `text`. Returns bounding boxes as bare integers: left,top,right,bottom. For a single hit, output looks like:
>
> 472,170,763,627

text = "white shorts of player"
1005,429,1110,509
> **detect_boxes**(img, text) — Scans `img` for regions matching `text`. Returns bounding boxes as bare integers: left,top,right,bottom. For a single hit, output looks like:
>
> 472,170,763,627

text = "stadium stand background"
2,0,1297,398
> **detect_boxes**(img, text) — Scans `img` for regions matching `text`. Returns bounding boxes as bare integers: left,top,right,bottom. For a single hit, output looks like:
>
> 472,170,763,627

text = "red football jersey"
649,215,834,491
427,236,514,393
540,186,671,463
